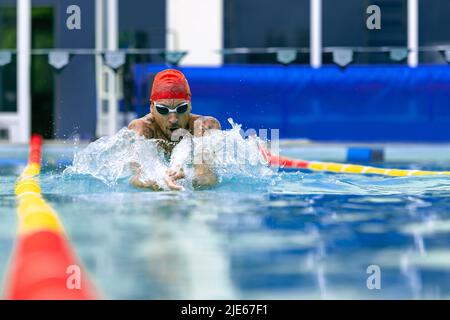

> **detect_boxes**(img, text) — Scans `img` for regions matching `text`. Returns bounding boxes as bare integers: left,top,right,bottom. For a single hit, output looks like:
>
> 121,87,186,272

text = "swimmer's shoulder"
128,113,156,139
189,114,202,124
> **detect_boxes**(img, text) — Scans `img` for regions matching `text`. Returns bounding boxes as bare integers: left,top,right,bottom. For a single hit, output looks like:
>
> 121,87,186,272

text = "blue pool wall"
132,64,450,142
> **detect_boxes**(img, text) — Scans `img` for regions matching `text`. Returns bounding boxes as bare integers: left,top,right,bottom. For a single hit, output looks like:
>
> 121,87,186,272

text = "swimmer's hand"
164,166,185,191
130,176,163,191
129,162,162,191
192,164,218,189
194,116,221,137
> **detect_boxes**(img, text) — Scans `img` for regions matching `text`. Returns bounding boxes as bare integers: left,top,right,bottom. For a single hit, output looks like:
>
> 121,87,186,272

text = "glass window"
322,0,407,64
118,0,166,118
419,0,450,64
119,0,165,63
0,4,17,112
224,0,310,64
31,6,54,138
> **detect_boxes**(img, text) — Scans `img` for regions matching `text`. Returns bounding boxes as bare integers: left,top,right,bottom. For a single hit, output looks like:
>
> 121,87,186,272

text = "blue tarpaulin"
132,64,450,142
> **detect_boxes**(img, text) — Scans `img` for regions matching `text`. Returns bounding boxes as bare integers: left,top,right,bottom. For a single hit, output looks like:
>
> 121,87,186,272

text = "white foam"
64,119,274,189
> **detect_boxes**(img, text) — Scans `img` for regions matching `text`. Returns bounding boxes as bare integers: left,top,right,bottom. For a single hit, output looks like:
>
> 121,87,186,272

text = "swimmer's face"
151,98,191,139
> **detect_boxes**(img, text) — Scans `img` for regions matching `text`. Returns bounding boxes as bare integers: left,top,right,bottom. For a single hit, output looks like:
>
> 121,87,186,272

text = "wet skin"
128,98,221,190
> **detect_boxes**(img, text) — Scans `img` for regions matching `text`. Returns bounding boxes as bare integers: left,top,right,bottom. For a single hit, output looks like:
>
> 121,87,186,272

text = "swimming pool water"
2,147,450,299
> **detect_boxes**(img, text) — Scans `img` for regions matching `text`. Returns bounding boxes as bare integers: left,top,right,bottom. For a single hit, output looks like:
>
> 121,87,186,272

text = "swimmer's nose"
167,113,178,125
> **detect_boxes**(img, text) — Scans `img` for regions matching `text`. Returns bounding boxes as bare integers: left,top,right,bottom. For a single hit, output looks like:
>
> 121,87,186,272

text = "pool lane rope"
259,144,450,177
4,134,98,300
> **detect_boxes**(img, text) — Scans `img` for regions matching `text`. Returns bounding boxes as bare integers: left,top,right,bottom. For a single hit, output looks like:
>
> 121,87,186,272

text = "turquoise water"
2,132,450,299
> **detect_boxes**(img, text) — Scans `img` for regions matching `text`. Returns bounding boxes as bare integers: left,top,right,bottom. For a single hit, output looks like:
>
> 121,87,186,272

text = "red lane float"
259,142,450,176
6,231,97,300
4,134,99,300
28,134,42,165
258,143,309,169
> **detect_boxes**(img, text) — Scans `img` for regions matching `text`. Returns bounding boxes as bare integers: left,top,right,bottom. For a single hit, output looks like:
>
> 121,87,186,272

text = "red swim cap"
150,69,191,102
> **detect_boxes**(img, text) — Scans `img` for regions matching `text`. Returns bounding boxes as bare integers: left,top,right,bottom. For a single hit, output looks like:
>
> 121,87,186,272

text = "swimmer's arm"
191,116,221,189
127,118,159,189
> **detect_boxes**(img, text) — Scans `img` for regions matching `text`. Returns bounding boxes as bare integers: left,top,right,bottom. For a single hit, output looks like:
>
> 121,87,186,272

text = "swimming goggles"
155,102,189,115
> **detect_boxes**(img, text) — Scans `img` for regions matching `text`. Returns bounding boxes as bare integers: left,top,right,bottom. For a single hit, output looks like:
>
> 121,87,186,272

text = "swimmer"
193,116,221,137
128,69,221,191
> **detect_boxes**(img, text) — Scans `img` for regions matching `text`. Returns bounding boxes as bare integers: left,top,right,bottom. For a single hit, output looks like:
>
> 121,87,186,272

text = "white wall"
17,0,31,143
167,0,223,66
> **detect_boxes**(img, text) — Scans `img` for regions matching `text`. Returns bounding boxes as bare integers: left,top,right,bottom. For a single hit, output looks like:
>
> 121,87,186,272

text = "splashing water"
62,117,450,196
64,119,274,189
